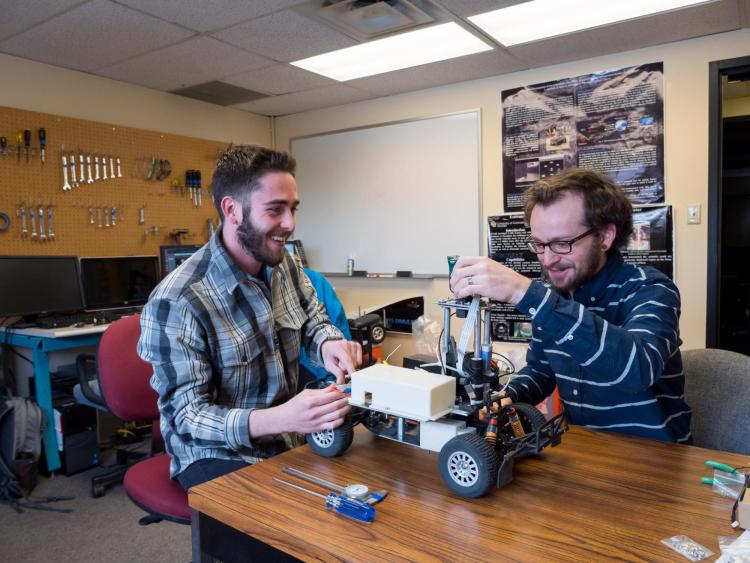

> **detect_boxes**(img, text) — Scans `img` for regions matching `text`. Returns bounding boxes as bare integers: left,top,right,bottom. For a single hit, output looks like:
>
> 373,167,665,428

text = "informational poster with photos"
622,204,674,279
501,62,665,212
487,206,674,342
487,214,542,343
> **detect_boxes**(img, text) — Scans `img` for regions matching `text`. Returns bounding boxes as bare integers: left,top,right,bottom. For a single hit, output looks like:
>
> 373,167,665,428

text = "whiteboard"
290,111,482,276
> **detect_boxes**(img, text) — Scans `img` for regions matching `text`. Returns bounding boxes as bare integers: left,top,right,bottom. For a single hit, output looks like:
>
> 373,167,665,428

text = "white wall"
0,53,271,144
275,29,750,365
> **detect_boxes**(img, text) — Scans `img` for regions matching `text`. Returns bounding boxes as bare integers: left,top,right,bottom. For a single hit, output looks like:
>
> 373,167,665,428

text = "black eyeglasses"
526,228,597,255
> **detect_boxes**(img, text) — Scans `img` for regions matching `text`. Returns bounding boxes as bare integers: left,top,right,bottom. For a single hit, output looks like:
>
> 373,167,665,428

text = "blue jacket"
507,252,691,443
299,269,352,381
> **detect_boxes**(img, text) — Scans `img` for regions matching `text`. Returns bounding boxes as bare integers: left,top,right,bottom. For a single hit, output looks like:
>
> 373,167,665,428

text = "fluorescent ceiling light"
469,0,715,47
291,22,492,81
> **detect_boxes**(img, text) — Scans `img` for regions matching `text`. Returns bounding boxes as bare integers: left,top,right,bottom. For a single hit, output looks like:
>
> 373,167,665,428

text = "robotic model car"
306,297,567,498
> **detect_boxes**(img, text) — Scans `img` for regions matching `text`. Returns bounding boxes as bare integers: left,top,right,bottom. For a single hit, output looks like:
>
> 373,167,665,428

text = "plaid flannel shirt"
138,232,343,478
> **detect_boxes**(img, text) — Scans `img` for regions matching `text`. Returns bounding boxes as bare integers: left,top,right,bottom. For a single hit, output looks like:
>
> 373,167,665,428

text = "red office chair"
96,314,190,525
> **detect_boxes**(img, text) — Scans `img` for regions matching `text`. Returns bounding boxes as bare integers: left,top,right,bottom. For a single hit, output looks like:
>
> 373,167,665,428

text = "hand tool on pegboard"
47,204,55,239
29,200,37,238
86,154,94,184
23,129,31,162
38,128,46,165
69,153,78,188
17,201,28,236
1,136,7,156
15,131,22,163
38,205,46,241
0,211,11,234
79,150,85,184
62,153,71,190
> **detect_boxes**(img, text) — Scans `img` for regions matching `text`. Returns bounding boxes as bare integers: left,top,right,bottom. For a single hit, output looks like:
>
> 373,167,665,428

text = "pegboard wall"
0,105,226,258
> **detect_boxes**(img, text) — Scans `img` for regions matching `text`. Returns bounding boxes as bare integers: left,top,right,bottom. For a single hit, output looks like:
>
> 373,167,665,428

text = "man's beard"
541,242,603,294
236,205,286,267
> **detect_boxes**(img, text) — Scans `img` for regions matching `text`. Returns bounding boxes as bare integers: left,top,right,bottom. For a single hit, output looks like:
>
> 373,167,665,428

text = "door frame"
706,54,750,347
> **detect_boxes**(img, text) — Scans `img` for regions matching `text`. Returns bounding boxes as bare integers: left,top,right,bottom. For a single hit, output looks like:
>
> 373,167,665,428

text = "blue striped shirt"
137,232,343,478
507,252,691,443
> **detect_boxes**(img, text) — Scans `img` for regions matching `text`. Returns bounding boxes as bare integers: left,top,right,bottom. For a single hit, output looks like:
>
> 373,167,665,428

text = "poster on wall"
487,214,541,343
622,204,674,279
501,62,664,212
487,206,674,342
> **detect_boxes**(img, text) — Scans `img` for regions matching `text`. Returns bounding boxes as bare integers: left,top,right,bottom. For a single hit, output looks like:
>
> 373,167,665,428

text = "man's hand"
249,384,351,437
450,256,531,305
321,339,362,383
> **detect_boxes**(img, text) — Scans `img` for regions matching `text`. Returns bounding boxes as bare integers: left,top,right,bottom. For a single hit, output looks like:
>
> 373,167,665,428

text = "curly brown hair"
523,168,633,254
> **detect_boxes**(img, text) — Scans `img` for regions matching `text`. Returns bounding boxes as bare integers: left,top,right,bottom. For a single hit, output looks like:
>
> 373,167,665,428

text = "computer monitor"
284,240,309,268
160,245,201,277
79,256,160,311
0,256,84,317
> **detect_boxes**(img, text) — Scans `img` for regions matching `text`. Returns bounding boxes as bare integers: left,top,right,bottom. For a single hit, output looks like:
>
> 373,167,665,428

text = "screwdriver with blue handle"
702,460,739,484
273,477,376,523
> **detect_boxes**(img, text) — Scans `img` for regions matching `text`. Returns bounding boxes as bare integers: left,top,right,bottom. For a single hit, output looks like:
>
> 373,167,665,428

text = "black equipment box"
53,394,99,475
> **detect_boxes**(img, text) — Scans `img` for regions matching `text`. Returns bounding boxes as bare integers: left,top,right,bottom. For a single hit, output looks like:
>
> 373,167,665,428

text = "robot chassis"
307,298,568,498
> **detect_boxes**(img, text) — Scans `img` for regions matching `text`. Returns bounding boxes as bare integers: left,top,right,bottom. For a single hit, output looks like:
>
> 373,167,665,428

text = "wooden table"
189,426,748,562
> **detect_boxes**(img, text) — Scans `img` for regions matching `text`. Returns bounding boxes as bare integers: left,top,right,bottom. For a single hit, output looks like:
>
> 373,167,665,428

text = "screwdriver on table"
273,477,376,523
282,466,387,504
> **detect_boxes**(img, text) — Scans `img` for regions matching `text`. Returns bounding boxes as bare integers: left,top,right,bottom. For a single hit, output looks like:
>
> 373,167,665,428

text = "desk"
1,325,107,471
189,426,748,562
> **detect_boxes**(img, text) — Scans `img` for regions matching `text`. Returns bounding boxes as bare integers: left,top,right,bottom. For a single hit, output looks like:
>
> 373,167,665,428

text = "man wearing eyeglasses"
450,168,690,443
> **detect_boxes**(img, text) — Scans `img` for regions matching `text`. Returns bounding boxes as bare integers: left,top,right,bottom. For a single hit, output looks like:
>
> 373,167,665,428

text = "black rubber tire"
306,418,354,457
438,433,499,498
510,403,548,434
370,322,386,344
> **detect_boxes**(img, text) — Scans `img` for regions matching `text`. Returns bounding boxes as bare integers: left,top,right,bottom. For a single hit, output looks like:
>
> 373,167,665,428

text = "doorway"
707,55,750,354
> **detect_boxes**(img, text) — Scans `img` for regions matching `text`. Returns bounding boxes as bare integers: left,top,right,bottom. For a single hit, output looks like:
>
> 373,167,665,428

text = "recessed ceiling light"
291,22,492,81
469,0,716,47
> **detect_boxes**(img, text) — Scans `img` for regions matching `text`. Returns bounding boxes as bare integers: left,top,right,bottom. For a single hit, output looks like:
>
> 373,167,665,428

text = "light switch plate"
687,205,701,224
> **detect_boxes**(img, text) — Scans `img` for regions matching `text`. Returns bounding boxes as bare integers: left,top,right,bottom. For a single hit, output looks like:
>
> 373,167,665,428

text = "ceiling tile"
213,9,357,62
509,1,743,68
94,36,272,91
435,0,527,17
743,0,750,27
116,0,307,32
0,0,193,71
347,49,528,97
232,84,371,116
224,64,335,95
0,0,83,41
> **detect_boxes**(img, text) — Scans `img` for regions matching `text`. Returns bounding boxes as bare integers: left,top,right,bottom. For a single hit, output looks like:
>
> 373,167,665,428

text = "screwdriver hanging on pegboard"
24,130,31,162
38,128,46,165
15,131,22,163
